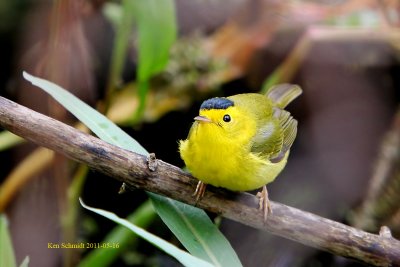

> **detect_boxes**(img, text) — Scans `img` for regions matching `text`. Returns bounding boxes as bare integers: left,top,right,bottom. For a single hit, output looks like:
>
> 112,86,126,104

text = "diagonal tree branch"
0,96,399,266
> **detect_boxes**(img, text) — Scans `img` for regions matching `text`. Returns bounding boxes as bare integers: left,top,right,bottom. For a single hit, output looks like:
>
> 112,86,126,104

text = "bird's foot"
193,181,207,202
256,185,272,222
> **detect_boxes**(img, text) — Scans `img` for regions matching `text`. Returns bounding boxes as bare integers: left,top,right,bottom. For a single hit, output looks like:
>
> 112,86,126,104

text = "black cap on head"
200,98,234,110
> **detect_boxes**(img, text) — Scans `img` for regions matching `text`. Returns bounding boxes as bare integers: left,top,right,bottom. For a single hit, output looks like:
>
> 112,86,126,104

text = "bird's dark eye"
223,114,231,122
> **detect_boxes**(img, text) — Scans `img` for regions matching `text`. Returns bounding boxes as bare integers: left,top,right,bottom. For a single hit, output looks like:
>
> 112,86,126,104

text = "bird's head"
194,97,255,142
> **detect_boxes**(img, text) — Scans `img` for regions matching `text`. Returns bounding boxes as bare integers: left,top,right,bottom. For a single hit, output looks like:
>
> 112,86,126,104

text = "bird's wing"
251,107,297,163
250,119,282,158
269,108,297,162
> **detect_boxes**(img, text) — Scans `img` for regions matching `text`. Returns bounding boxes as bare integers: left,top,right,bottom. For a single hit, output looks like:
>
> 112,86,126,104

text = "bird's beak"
194,116,212,123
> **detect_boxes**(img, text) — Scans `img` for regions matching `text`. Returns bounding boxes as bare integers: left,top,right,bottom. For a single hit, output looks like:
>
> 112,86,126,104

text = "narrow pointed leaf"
0,214,17,267
150,193,242,267
78,200,156,267
80,199,214,267
23,71,147,155
132,0,177,120
133,0,177,82
19,257,29,267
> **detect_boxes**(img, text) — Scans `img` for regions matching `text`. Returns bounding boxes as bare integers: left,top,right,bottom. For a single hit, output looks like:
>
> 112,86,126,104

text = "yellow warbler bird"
179,84,301,220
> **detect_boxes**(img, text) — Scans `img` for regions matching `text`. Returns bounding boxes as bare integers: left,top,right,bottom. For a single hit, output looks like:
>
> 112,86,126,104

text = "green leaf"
22,72,148,156
106,0,136,95
0,214,17,267
133,0,177,82
19,257,29,267
80,199,214,267
150,193,242,267
133,0,176,120
106,0,176,120
0,131,24,151
23,72,242,267
78,200,157,267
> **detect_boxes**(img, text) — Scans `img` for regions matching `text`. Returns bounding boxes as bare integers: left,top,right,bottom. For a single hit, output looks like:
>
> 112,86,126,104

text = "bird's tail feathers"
266,84,302,108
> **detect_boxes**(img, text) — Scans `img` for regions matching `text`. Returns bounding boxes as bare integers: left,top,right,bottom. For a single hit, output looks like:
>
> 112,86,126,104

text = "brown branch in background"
0,148,54,211
260,27,400,91
0,96,400,266
352,106,400,235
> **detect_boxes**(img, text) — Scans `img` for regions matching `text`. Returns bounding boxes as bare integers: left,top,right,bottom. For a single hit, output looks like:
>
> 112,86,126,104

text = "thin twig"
0,96,399,266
